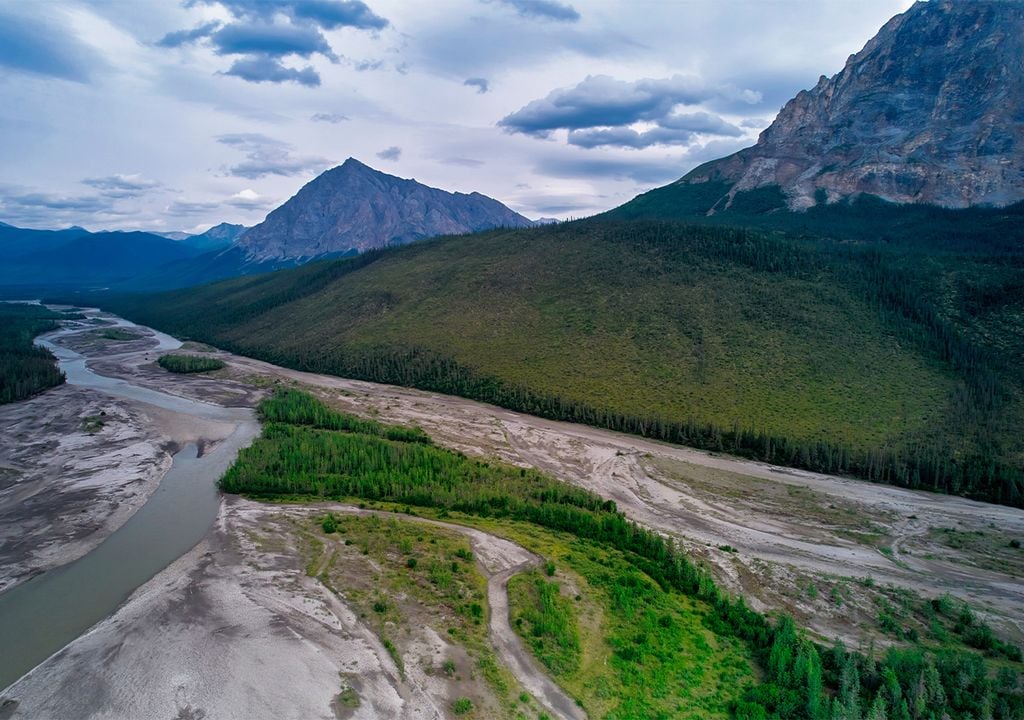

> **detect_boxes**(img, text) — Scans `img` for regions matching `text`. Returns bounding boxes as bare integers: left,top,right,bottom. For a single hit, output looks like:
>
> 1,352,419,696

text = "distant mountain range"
235,158,534,261
0,161,535,291
661,0,1024,213
0,223,200,290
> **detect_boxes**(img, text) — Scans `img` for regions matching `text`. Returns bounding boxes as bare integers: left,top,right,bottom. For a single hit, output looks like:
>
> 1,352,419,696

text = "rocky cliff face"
238,159,533,260
683,0,1024,210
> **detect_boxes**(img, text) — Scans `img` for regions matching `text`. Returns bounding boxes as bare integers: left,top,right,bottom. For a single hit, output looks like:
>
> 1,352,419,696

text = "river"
0,311,258,691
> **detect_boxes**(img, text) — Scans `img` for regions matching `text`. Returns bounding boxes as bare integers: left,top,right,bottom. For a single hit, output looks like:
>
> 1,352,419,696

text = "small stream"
0,311,258,691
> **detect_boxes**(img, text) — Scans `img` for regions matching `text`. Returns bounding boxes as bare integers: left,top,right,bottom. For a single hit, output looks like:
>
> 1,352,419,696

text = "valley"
2,308,1020,718
2,2,1023,717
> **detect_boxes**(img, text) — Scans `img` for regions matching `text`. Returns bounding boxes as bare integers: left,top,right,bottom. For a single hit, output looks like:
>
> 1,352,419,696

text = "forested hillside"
102,215,1024,506
0,303,66,403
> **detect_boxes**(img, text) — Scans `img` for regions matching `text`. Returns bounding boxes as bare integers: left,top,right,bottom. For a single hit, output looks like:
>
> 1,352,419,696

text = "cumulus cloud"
491,0,580,22
225,188,275,209
222,56,321,86
202,0,388,30
217,133,330,178
163,0,388,86
376,146,401,161
565,112,743,150
464,77,489,94
211,22,336,59
500,75,760,137
311,112,350,123
0,10,103,83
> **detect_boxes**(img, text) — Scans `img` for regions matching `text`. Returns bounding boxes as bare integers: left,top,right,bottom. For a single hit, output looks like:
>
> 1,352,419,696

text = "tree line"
102,218,1024,508
223,389,1023,719
0,303,66,404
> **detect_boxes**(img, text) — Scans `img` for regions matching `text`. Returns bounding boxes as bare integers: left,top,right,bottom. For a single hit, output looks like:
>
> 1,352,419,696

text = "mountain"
647,0,1024,213
0,224,202,289
113,245,308,292
236,158,534,260
152,231,192,241
104,209,1024,508
180,222,247,253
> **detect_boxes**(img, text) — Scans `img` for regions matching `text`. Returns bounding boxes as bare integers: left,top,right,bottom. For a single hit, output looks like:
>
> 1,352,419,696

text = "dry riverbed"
84,334,1024,645
3,312,1023,718
199,352,1024,648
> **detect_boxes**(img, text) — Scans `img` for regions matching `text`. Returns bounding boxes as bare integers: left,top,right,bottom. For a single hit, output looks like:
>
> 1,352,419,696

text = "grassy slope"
119,224,953,449
102,212,1024,500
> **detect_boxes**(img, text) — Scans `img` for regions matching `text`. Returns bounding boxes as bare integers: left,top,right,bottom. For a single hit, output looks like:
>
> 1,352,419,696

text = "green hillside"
102,217,1024,506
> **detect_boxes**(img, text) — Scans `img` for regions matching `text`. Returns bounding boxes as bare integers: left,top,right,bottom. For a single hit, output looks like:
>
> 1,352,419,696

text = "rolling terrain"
102,213,1024,507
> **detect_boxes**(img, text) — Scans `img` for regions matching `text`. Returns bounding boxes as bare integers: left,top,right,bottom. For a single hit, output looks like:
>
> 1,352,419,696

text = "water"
0,313,258,691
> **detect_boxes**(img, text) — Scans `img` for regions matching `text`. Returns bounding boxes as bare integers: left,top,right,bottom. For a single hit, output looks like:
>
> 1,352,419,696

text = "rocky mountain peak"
682,0,1024,210
236,160,533,260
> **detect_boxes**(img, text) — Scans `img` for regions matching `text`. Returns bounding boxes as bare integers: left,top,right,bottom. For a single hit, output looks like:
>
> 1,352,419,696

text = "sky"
0,0,915,233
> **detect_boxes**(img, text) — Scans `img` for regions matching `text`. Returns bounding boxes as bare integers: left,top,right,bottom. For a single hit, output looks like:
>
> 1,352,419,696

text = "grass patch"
98,328,140,341
508,570,582,676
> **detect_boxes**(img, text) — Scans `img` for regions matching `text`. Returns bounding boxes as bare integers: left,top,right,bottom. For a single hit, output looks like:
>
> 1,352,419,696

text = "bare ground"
204,352,1024,648
1,499,583,720
0,322,250,596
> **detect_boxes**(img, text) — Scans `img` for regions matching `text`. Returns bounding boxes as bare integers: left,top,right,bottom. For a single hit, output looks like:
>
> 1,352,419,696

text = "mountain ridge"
675,0,1024,211
236,158,534,261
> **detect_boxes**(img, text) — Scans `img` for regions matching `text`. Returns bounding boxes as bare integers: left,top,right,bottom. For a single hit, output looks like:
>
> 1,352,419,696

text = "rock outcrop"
682,0,1024,210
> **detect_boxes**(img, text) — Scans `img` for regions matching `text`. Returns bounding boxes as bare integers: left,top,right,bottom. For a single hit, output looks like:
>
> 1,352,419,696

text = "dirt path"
206,353,1024,645
326,506,587,720
1,499,583,720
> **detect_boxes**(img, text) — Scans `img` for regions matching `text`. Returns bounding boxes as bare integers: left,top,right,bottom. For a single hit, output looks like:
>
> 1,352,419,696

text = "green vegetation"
295,511,509,711
222,390,1024,719
0,303,65,404
98,327,140,341
106,210,1024,507
156,353,226,374
452,697,473,715
508,571,581,676
500,531,752,719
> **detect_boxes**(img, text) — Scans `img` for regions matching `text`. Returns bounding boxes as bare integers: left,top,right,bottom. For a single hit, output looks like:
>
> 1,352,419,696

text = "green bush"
157,353,225,374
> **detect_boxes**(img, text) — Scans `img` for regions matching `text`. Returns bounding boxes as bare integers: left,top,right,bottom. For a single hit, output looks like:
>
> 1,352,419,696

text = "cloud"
163,1,388,86
225,188,275,209
291,0,388,30
211,22,336,59
376,146,401,161
217,133,330,178
82,174,163,198
492,0,580,22
352,58,383,71
440,157,485,167
168,199,222,215
535,155,683,185
222,56,321,86
0,10,103,83
464,77,489,94
500,74,760,137
157,21,221,48
0,189,129,227
201,0,388,30
566,112,742,149
311,112,350,123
